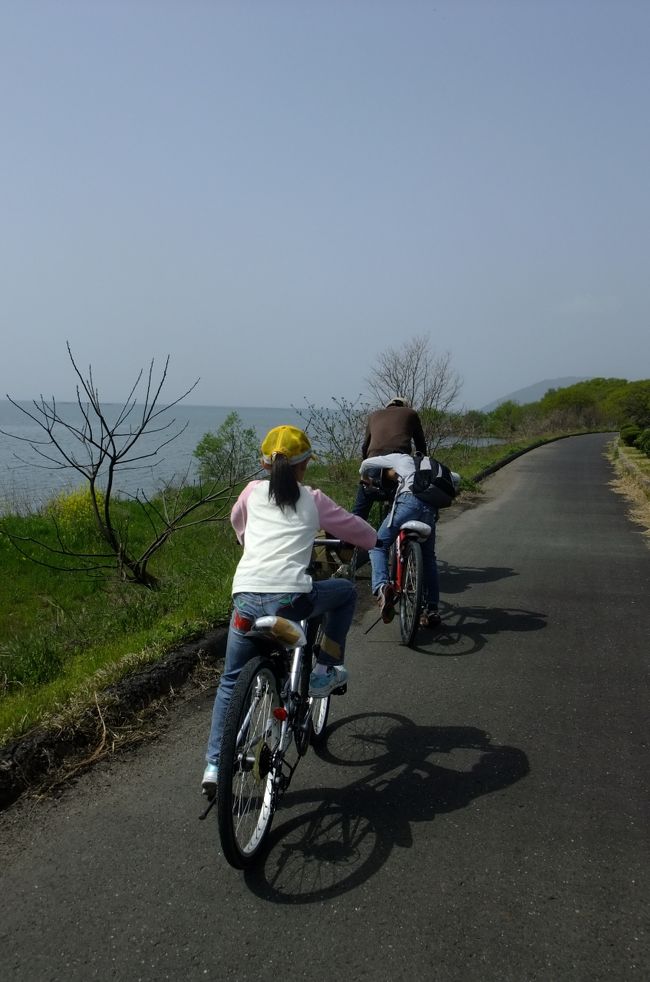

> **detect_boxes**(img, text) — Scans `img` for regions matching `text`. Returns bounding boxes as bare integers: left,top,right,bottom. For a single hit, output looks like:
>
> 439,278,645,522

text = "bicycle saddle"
399,520,432,541
247,615,307,649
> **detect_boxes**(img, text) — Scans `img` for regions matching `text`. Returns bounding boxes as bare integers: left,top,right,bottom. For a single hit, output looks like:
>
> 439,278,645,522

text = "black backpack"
411,452,457,509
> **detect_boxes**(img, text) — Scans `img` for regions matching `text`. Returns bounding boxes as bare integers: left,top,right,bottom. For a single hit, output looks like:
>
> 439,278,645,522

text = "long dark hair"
268,454,301,511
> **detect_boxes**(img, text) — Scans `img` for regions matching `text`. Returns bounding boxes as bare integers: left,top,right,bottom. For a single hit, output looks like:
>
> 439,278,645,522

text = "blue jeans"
205,579,357,765
369,492,439,608
352,482,394,570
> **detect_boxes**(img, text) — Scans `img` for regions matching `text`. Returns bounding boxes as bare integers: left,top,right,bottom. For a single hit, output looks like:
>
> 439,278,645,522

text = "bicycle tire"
399,540,423,647
295,622,313,757
388,541,397,584
217,655,282,869
308,619,331,746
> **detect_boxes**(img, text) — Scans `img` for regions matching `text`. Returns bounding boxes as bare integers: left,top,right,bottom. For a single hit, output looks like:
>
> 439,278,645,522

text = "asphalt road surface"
1,433,648,981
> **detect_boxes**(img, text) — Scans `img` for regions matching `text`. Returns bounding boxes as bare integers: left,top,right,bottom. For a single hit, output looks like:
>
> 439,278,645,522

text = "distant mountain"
481,377,590,412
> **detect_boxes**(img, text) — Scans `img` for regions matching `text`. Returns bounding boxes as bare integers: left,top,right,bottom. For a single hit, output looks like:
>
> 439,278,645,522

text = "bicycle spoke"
218,658,282,867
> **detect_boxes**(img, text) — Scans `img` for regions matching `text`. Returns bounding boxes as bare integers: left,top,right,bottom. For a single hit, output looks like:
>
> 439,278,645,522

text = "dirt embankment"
0,628,228,811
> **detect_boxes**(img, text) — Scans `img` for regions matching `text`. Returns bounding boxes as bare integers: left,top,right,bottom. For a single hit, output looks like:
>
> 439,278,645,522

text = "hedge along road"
1,433,648,982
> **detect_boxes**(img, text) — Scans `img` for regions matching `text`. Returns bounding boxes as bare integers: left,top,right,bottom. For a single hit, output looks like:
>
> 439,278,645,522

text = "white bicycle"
201,538,356,868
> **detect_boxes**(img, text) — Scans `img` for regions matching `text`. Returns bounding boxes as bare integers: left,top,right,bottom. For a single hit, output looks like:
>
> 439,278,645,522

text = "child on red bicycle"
360,453,459,628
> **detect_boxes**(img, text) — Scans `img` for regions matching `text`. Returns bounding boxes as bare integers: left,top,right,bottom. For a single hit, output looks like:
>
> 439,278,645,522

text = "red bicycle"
363,516,432,647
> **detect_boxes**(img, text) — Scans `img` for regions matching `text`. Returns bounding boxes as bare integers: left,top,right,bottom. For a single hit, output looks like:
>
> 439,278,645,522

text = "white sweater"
231,480,376,595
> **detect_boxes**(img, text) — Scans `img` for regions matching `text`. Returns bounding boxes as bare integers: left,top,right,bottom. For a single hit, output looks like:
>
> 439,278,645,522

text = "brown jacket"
362,406,427,458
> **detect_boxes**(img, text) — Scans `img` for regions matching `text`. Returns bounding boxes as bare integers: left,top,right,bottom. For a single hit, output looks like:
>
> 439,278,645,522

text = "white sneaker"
308,665,348,697
201,763,219,799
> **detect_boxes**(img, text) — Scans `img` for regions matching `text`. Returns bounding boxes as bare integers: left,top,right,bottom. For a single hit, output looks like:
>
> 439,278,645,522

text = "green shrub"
620,424,641,447
634,428,650,457
193,412,260,485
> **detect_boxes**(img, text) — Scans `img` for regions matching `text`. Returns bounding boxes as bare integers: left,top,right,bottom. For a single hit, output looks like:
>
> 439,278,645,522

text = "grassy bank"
0,434,580,744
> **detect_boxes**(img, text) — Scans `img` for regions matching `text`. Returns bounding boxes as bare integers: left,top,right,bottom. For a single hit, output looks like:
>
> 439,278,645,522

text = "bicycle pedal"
332,684,347,696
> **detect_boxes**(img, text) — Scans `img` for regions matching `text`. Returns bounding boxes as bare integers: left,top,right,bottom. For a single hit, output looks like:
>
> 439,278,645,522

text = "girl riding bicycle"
202,425,377,797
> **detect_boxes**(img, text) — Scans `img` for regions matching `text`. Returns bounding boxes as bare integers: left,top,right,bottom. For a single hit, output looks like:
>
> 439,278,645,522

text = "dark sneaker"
309,665,349,697
201,763,219,799
377,583,396,623
419,607,442,629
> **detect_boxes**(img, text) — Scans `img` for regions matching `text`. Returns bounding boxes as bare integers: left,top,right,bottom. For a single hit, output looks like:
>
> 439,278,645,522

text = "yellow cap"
261,425,313,466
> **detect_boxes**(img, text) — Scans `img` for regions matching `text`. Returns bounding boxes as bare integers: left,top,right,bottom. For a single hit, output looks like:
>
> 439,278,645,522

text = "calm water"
0,401,304,512
0,400,500,513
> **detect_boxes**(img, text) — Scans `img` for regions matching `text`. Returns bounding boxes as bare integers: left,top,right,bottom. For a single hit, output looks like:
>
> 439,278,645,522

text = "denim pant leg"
205,606,259,765
206,591,295,766
308,578,357,667
369,509,402,596
352,482,385,570
370,494,438,599
352,481,376,519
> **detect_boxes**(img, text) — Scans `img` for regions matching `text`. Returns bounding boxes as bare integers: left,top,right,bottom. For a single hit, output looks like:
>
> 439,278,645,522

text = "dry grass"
30,652,219,800
609,443,650,544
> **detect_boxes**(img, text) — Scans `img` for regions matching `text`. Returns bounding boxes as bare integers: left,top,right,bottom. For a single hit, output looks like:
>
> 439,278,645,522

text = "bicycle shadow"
414,604,548,657
437,560,519,595
243,712,529,904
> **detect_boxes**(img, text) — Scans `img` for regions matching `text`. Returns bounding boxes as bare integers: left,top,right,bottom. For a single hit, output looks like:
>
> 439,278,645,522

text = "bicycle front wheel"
217,655,282,868
399,540,423,647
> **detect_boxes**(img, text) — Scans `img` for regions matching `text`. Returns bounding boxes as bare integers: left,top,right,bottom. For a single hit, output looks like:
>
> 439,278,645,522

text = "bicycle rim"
310,687,331,745
399,541,423,646
308,620,331,746
217,656,281,868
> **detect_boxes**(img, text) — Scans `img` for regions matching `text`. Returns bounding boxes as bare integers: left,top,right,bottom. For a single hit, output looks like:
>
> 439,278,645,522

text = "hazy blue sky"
2,0,649,411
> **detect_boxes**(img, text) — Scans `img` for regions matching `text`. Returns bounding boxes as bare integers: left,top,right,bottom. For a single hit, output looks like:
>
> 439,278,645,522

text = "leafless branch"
1,345,232,588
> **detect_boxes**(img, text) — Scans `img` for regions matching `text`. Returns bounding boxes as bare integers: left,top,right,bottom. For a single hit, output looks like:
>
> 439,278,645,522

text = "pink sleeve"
230,481,262,544
310,489,377,550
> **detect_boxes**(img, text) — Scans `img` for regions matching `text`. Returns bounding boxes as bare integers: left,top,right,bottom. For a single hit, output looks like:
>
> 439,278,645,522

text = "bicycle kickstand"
363,613,383,635
198,796,217,821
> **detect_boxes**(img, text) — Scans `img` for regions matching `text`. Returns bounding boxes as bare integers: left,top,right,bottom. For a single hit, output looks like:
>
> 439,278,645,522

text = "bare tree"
294,395,371,471
366,335,463,452
0,344,243,589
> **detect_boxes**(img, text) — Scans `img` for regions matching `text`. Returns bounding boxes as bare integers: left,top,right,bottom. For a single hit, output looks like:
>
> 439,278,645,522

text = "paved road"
1,434,648,981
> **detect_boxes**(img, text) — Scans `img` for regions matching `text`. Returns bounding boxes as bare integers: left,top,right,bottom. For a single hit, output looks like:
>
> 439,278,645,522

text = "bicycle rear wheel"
308,619,331,746
217,655,282,868
399,540,423,647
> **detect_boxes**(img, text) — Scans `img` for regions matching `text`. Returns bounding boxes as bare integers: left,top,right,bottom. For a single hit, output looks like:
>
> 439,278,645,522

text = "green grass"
0,511,239,741
0,433,575,744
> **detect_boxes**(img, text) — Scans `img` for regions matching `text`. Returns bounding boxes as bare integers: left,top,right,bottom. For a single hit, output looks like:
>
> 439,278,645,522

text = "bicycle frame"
237,537,352,792
209,537,358,866
363,518,431,642
392,520,431,598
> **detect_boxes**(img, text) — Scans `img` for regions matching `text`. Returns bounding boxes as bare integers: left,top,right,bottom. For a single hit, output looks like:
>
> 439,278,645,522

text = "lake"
0,399,500,513
0,401,304,512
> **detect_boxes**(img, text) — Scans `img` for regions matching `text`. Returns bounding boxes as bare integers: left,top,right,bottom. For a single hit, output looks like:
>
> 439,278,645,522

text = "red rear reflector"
272,707,288,721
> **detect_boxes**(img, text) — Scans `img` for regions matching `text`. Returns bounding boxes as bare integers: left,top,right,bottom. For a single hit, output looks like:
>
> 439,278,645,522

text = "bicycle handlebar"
314,537,384,548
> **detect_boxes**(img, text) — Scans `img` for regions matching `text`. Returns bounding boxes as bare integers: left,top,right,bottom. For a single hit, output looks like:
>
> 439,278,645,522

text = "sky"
1,0,649,411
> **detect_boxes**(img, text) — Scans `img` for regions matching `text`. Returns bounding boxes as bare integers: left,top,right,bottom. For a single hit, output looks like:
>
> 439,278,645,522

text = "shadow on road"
437,560,519,595
244,712,529,904
415,603,548,657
